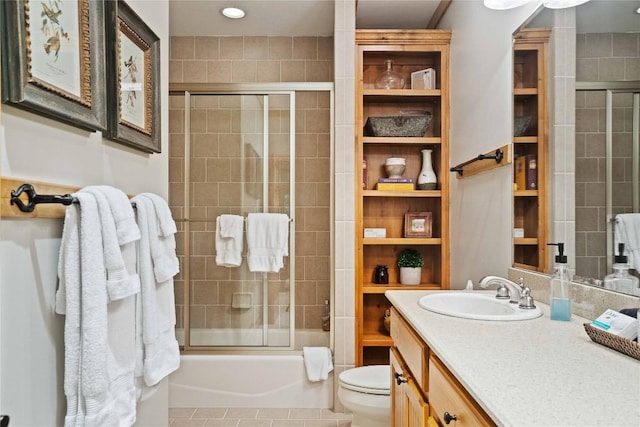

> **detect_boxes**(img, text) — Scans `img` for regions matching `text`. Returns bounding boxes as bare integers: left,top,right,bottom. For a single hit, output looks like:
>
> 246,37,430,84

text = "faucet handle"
517,278,537,309
494,284,510,299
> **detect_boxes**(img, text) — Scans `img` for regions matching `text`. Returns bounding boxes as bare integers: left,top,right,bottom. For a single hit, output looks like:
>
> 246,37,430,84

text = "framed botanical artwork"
404,212,432,238
0,0,107,132
106,0,160,153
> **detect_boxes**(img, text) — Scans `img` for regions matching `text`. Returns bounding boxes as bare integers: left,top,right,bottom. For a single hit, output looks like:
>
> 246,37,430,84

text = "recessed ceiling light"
222,7,245,19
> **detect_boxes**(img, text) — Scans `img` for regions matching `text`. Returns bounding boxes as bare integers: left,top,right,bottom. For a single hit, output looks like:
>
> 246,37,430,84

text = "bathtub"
169,329,333,408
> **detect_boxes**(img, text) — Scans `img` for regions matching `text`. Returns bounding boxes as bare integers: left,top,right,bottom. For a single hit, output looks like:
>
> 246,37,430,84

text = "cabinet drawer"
390,307,428,390
428,356,495,427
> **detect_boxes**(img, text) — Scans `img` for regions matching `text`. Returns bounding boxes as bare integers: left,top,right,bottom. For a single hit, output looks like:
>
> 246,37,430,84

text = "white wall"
440,1,541,288
0,1,170,425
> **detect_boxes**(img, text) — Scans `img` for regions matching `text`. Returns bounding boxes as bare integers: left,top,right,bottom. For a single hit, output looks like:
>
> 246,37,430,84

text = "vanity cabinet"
355,29,451,366
512,28,550,272
390,307,495,427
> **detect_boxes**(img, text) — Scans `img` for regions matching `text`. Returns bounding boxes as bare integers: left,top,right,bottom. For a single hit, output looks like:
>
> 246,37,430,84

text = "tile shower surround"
575,32,640,280
169,36,334,334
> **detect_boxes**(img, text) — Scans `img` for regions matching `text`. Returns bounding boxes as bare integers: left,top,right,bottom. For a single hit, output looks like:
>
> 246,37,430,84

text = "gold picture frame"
1,0,107,132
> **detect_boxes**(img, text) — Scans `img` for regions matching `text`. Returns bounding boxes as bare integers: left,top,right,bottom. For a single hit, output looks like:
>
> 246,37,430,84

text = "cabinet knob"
443,412,457,424
394,372,407,385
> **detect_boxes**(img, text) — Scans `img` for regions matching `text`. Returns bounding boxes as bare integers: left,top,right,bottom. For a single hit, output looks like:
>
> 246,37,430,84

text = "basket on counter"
583,323,640,360
364,112,432,137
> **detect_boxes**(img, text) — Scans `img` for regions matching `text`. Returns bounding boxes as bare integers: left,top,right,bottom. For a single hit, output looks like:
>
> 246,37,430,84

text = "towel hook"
10,183,75,213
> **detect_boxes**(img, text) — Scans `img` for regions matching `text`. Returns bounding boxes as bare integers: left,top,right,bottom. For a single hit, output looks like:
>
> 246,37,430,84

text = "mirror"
515,1,640,297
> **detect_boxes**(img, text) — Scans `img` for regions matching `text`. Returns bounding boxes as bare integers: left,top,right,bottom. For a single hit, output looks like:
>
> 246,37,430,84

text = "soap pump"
604,243,639,295
547,242,571,321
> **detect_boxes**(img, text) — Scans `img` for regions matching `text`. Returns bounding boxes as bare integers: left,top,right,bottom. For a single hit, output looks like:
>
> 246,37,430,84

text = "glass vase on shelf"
374,60,405,90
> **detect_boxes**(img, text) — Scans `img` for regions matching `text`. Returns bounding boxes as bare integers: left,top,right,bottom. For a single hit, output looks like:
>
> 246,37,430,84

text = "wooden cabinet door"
391,347,429,427
429,356,495,427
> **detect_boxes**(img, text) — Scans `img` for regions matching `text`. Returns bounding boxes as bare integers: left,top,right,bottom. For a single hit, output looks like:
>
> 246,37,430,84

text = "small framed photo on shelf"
404,212,432,238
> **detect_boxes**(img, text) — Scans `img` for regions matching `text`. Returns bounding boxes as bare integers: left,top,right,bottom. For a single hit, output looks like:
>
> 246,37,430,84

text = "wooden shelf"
363,136,441,145
363,237,442,245
363,190,441,197
363,89,441,97
356,29,450,366
363,284,442,293
514,238,538,245
514,190,538,197
362,334,393,347
512,29,549,273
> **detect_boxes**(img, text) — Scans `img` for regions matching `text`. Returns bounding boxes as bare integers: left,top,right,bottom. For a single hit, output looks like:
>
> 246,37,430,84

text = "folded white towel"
137,192,177,236
302,347,333,382
246,213,290,272
215,214,244,267
615,213,640,270
82,187,141,301
93,185,140,245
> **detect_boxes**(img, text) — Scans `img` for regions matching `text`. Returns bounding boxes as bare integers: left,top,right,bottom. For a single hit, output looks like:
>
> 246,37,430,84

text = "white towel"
56,200,83,426
93,185,140,245
132,194,180,398
246,213,290,272
615,213,640,270
215,214,244,267
82,187,141,301
302,347,333,382
137,193,179,283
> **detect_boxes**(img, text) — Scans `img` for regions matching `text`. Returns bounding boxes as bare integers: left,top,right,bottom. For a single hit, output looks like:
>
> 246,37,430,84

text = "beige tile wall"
169,36,333,339
575,32,640,279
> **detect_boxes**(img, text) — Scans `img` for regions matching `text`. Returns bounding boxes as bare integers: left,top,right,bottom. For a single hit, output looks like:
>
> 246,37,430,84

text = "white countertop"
386,290,640,427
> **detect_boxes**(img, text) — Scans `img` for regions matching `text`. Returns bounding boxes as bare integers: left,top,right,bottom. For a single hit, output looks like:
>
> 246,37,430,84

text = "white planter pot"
400,267,421,285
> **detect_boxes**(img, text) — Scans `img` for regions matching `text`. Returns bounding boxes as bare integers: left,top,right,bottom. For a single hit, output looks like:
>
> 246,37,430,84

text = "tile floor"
169,408,352,427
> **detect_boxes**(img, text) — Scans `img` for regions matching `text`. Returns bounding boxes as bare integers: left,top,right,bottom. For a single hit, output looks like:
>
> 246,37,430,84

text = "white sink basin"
417,292,542,321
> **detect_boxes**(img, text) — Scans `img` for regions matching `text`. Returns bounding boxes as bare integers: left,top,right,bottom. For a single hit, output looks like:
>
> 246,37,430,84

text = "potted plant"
397,248,423,285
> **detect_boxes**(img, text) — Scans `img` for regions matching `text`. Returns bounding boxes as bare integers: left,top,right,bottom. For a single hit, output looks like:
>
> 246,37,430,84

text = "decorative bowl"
365,113,432,137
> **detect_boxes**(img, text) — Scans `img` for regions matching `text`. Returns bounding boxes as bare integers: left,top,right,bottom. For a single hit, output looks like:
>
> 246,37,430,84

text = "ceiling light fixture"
542,0,591,9
483,0,532,10
484,0,592,9
222,7,245,19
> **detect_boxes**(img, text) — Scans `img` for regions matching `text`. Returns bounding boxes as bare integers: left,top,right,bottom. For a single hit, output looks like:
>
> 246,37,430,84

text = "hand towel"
137,193,179,283
246,213,290,272
615,213,640,270
82,187,141,301
215,214,244,267
302,347,333,382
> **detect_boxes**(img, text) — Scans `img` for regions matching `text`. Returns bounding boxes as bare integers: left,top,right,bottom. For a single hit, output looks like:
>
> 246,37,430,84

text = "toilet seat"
339,365,390,395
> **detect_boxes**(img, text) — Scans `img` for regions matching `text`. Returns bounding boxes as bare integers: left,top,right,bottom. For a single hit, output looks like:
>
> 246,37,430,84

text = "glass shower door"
185,92,294,349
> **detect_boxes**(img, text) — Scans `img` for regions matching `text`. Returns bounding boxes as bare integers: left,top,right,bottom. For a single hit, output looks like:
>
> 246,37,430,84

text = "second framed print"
0,0,108,132
106,0,160,153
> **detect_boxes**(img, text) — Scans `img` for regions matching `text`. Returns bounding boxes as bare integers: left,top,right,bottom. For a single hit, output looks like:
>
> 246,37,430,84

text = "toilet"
338,365,391,427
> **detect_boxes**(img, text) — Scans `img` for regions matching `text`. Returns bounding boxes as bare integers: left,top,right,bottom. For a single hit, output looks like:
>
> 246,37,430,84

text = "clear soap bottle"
604,243,639,295
548,243,571,321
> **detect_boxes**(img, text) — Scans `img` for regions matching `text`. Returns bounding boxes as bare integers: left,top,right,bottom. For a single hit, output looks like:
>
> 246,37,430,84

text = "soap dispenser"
604,243,639,294
547,243,571,321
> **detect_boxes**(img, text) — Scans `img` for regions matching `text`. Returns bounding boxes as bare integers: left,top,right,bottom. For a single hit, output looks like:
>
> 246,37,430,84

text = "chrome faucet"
478,275,537,310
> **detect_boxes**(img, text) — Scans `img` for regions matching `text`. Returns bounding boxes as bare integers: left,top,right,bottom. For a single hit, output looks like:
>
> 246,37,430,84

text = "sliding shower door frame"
577,81,640,273
170,82,335,354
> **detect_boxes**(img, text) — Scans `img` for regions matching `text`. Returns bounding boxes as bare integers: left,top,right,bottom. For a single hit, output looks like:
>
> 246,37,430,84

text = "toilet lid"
339,365,390,395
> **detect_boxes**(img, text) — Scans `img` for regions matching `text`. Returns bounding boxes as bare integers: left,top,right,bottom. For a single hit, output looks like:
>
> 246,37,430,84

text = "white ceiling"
168,0,443,37
168,0,639,37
